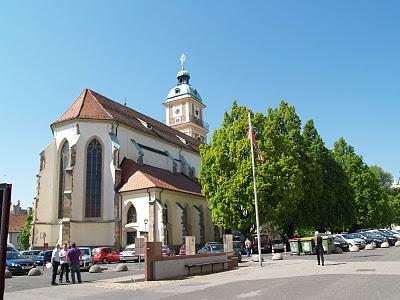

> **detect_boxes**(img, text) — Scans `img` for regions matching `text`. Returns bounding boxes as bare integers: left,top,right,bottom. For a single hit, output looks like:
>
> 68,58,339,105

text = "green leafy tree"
302,120,354,232
20,214,32,250
332,138,386,229
200,101,264,234
369,165,393,189
257,101,307,236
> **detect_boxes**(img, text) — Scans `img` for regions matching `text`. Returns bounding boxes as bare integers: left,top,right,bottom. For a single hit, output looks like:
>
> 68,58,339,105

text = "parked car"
6,251,35,275
233,241,246,255
272,240,285,252
162,245,176,256
79,247,93,270
120,244,140,262
380,229,400,239
335,234,366,249
198,243,242,262
369,230,397,246
198,243,225,254
377,231,397,246
35,250,53,266
333,236,349,252
356,232,384,247
92,247,120,264
179,245,186,256
7,243,19,253
20,250,41,259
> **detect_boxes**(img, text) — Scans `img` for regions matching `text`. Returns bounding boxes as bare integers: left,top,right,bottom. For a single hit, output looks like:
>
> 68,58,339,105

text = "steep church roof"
53,89,202,152
118,158,202,196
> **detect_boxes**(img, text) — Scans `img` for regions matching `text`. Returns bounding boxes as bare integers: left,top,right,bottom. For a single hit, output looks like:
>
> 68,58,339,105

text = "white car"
119,244,142,262
335,234,366,249
79,247,93,270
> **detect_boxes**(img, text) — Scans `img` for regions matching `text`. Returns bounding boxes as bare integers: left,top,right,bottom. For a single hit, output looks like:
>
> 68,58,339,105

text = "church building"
33,55,217,249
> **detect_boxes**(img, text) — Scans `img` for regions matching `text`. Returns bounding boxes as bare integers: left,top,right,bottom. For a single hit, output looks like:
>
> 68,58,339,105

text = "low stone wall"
153,253,228,280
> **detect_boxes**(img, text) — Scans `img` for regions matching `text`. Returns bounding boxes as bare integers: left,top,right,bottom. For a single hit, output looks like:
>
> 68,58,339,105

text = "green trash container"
322,235,335,254
300,237,315,254
289,238,302,255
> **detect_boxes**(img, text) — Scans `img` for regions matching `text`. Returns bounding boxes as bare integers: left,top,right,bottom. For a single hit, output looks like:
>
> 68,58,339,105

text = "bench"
185,260,229,276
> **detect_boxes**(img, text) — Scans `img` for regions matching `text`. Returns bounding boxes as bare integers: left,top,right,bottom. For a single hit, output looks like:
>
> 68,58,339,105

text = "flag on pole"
247,128,265,162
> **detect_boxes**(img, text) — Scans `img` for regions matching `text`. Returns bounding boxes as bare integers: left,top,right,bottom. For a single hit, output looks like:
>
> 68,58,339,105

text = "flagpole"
248,111,262,266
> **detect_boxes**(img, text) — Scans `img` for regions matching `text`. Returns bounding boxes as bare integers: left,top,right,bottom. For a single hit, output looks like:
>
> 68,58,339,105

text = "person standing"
59,243,70,283
314,231,324,266
50,244,61,286
245,238,252,257
68,242,82,284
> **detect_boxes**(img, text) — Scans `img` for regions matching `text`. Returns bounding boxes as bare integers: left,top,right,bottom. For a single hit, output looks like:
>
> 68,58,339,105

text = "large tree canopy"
200,101,395,237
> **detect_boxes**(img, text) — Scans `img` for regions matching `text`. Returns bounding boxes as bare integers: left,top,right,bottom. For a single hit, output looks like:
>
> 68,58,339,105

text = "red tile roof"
53,89,201,153
119,158,202,196
8,214,26,233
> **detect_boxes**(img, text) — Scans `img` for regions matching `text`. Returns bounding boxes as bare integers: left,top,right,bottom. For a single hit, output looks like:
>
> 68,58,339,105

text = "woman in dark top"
314,231,324,266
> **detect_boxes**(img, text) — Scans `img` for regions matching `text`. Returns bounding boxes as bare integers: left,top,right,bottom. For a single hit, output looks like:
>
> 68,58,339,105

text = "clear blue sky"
1,1,399,208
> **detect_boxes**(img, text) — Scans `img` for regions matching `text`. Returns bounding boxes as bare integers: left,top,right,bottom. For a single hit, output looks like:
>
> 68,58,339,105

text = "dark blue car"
6,251,35,275
35,250,53,266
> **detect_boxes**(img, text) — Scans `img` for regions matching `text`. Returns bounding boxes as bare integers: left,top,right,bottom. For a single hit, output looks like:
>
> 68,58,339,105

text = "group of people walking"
50,242,82,285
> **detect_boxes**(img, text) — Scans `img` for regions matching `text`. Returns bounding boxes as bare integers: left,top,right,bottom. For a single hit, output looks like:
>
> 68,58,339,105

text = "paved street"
5,247,400,299
4,261,145,293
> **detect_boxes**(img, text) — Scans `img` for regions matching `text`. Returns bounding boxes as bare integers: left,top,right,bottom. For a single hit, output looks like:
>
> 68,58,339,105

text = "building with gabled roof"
33,56,217,249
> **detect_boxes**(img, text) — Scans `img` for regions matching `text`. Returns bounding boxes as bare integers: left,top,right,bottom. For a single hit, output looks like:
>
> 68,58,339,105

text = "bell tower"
164,54,208,143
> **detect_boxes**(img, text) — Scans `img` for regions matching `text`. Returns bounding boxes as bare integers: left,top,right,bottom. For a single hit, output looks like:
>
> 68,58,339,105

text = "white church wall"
70,221,114,246
36,140,57,223
161,190,210,246
54,121,116,221
121,191,150,246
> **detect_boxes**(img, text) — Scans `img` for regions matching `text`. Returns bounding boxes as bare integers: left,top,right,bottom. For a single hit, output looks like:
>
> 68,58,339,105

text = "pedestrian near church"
59,243,70,283
51,244,61,285
67,242,82,284
245,238,252,257
314,231,324,266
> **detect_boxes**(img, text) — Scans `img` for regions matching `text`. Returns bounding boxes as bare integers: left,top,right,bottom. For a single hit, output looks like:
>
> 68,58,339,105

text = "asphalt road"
4,261,144,293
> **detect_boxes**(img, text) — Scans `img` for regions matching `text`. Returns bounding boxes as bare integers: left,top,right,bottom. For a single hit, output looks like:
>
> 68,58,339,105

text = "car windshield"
273,240,282,244
210,244,224,251
233,241,242,248
124,247,134,252
347,234,358,239
335,236,346,242
7,252,24,259
341,234,349,239
80,249,90,256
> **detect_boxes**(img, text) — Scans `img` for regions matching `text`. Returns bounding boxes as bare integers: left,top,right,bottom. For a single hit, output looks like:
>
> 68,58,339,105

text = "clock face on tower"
173,105,182,117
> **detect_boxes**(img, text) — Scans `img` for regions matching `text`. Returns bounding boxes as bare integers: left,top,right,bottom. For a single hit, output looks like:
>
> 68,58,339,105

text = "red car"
92,247,120,264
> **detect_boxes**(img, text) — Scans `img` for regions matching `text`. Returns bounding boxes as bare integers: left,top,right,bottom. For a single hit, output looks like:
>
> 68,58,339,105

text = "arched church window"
58,141,69,219
85,138,102,218
127,205,137,223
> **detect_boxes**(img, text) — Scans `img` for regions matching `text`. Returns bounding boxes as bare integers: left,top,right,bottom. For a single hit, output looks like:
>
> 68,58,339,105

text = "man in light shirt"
51,244,61,286
59,243,70,283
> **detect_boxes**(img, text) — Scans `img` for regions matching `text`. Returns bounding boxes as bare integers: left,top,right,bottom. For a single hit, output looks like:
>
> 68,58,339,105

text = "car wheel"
102,258,107,264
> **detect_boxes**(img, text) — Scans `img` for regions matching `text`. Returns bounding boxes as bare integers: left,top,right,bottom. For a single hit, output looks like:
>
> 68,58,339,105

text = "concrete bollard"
89,265,102,273
365,244,375,250
5,269,12,278
272,253,283,260
115,263,128,272
381,242,390,248
349,245,360,252
28,267,42,276
395,241,400,247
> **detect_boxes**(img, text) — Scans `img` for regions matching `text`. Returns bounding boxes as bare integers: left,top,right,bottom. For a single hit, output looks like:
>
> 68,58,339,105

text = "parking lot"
5,261,144,293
